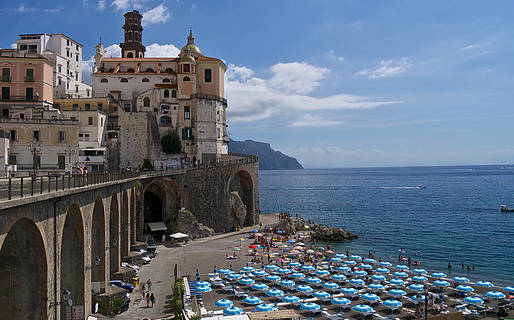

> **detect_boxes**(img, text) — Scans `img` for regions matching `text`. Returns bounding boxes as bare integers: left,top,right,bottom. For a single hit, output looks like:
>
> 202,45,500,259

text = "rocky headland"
272,216,357,242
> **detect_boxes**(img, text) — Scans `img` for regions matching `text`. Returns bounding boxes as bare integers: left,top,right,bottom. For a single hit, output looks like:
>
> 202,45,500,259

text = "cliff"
229,139,303,170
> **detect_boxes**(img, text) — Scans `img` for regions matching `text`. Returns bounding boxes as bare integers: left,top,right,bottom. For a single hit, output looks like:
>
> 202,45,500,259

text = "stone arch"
109,193,120,274
228,169,255,228
130,187,136,244
61,204,85,320
91,196,106,295
143,179,182,238
0,218,47,319
121,190,129,258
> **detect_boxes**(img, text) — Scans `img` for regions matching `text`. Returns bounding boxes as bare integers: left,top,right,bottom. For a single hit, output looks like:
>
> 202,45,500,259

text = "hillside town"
0,10,229,176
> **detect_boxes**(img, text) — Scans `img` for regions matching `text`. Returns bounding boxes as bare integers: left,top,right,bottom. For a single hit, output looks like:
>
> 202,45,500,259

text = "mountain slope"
229,139,303,170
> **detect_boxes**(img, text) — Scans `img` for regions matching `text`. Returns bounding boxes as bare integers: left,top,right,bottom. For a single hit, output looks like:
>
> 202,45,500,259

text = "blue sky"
1,0,514,168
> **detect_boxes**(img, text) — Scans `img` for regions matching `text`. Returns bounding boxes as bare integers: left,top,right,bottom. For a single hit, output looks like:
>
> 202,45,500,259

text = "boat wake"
377,186,422,189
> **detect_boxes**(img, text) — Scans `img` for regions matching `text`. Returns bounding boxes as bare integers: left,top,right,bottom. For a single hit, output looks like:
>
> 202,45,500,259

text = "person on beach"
146,292,150,307
141,284,146,298
150,293,156,307
147,278,152,291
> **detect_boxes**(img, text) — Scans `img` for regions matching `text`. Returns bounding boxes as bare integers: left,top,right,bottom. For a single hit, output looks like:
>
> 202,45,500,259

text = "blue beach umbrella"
265,275,281,282
289,262,301,267
226,273,243,280
375,267,390,274
251,229,259,233
301,302,321,311
396,265,409,270
359,264,373,270
344,260,357,266
196,281,210,287
412,268,427,274
241,266,255,273
388,289,407,297
224,306,243,315
504,286,514,293
353,304,374,314
411,295,426,302
408,284,424,292
282,295,300,303
330,257,342,263
485,291,506,299
290,272,305,279
349,278,365,287
251,283,269,291
255,303,275,312
464,296,484,305
315,269,330,276
332,274,347,282
196,285,212,293
244,296,262,305
372,274,386,282
266,288,284,297
335,254,347,259
296,284,313,293
276,230,283,234
322,282,339,290
332,297,351,306
353,270,368,277
218,268,233,275
362,293,380,302
393,271,408,278
456,285,474,292
264,264,279,271
412,275,428,282
336,266,351,273
379,261,393,267
368,283,385,292
383,299,402,309
287,239,296,243
476,281,493,288
389,278,406,287
215,299,233,308
277,268,291,274
453,276,469,282
301,265,315,272
341,287,358,295
433,280,451,287
279,279,295,287
313,291,331,299
239,277,255,285
431,272,447,278
306,277,322,284
364,258,377,264
252,270,268,277
350,255,362,260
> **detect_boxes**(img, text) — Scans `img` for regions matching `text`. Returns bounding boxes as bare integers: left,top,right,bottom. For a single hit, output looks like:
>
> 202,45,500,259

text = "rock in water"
273,216,357,242
175,209,215,240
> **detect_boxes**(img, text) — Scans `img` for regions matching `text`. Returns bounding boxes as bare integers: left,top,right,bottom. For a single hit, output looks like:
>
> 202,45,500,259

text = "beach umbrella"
226,273,243,281
335,254,347,259
332,274,347,282
353,270,368,277
336,266,351,273
379,261,393,267
368,283,385,292
349,278,365,287
306,249,315,254
313,291,331,299
350,255,362,260
279,279,295,287
364,258,377,264
241,266,255,273
244,296,262,305
353,304,374,314
412,268,427,274
276,230,283,234
315,269,330,276
196,281,210,287
306,277,322,285
456,285,474,293
296,284,313,293
239,277,255,285
322,282,339,290
287,239,296,243
196,286,212,293
359,264,373,270
297,242,305,246
389,278,406,287
464,296,484,305
388,289,407,297
332,297,351,306
290,272,305,279
266,289,285,297
255,303,275,312
344,260,357,266
395,265,409,270
301,302,321,311
251,229,259,233
476,281,493,288
218,268,233,275
362,293,380,302
265,275,281,282
341,287,358,295
252,270,268,277
301,265,315,272
412,275,428,282
372,274,386,282
408,283,424,292
251,283,269,291
383,299,402,309
485,291,506,299
254,233,263,237
393,271,408,278
282,295,300,303
289,261,301,267
453,276,469,283
224,306,243,315
431,272,447,278
330,257,342,263
504,286,514,293
433,280,450,287
277,268,291,274
375,267,390,274
215,299,233,308
264,264,279,271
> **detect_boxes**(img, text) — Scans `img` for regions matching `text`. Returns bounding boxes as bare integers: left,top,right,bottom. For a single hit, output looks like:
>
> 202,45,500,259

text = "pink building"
0,49,54,119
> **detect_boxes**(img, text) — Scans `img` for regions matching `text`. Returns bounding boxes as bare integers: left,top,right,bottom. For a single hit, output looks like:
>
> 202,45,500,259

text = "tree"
161,130,182,154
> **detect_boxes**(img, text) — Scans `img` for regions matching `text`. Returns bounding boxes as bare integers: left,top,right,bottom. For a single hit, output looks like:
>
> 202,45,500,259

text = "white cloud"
462,43,487,51
356,58,412,78
10,43,17,49
111,0,145,11
97,0,106,10
329,49,345,62
289,114,343,128
82,0,88,7
142,4,170,26
225,63,401,124
146,43,180,57
15,5,34,12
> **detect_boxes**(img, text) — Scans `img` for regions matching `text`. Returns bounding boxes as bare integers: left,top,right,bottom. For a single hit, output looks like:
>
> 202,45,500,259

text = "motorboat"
417,185,426,189
500,204,514,212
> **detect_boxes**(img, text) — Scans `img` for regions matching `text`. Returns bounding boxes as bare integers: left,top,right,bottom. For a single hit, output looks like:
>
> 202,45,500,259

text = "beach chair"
234,290,249,299
292,299,304,308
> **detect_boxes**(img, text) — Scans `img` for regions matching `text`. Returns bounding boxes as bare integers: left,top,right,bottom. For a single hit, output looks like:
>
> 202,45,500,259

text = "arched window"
127,68,135,73
135,32,139,41
172,90,176,98
100,78,108,83
164,90,169,98
142,78,149,82
128,31,133,41
127,52,133,58
165,68,173,73
160,116,171,126
121,78,128,83
162,78,170,83
146,68,154,72
143,97,150,107
183,77,191,81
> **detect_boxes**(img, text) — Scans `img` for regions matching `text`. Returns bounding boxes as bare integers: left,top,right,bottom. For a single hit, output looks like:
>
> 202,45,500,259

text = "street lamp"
29,139,41,176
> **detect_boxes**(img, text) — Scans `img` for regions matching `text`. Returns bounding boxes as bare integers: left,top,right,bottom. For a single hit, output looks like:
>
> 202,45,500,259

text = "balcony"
0,95,39,102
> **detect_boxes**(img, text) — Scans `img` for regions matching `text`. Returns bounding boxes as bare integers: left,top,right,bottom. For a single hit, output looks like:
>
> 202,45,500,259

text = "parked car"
109,280,134,293
141,252,152,264
121,262,139,273
147,245,157,258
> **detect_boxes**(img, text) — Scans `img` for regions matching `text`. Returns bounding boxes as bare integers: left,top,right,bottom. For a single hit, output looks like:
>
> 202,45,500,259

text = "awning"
147,222,167,232
170,232,189,239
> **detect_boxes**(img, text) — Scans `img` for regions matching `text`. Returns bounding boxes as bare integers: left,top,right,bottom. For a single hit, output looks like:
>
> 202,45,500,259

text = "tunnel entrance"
0,218,47,319
144,184,165,224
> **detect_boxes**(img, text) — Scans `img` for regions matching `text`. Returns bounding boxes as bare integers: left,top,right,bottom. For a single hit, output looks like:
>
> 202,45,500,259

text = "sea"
259,165,514,286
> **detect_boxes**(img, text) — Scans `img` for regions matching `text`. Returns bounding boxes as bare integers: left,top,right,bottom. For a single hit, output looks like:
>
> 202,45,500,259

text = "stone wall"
118,112,150,169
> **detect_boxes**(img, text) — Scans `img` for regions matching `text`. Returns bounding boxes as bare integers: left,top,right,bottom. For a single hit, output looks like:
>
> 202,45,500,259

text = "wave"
376,186,422,189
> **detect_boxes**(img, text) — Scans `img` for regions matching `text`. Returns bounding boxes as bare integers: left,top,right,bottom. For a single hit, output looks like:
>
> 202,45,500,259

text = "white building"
16,33,92,99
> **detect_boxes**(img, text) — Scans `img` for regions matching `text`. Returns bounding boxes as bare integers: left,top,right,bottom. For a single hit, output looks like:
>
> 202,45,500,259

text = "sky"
1,0,514,168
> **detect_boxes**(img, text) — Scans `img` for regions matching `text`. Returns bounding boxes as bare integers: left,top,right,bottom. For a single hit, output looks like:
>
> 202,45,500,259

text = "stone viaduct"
0,155,259,320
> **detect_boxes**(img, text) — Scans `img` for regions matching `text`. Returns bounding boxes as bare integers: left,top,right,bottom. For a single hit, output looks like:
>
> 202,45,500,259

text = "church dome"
180,43,201,55
180,54,195,63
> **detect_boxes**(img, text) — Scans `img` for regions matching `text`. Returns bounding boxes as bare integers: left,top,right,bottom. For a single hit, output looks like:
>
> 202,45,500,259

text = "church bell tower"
120,10,146,58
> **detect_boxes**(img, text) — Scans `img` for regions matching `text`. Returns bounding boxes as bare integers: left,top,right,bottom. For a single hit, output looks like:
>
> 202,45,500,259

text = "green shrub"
142,158,153,170
161,131,182,154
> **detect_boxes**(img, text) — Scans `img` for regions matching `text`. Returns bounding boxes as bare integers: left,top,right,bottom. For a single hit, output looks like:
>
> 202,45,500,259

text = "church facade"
92,10,228,168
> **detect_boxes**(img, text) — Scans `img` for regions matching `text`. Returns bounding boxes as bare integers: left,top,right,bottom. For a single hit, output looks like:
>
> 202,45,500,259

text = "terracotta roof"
102,57,178,62
197,56,223,62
